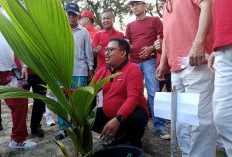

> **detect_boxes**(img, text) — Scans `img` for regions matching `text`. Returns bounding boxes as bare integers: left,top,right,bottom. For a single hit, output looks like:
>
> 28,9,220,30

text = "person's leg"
159,79,165,92
179,65,217,157
30,74,46,137
56,76,88,140
72,76,88,88
125,107,148,147
45,92,56,126
171,70,191,156
6,97,37,149
5,98,28,142
213,44,232,156
92,107,109,134
141,59,167,132
164,73,171,92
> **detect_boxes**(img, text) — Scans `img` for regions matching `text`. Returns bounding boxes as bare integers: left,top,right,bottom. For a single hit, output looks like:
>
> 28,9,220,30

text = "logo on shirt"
117,78,123,82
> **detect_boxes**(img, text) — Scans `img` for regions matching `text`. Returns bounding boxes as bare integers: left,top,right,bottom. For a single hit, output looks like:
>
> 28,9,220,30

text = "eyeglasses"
166,0,173,13
130,2,145,8
104,47,121,54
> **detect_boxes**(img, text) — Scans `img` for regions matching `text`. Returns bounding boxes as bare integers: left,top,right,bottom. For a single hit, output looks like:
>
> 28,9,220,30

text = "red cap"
81,11,94,19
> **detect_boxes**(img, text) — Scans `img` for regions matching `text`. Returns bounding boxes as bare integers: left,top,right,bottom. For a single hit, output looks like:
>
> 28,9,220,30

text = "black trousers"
92,107,148,146
24,74,46,131
159,73,171,92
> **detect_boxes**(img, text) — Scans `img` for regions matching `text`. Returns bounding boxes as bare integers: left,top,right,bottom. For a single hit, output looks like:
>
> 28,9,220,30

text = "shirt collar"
72,23,82,31
106,59,129,71
87,25,95,32
102,28,116,33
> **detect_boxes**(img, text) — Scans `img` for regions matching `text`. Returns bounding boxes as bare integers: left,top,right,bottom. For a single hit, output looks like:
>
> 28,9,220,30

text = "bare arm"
189,0,213,66
156,40,168,81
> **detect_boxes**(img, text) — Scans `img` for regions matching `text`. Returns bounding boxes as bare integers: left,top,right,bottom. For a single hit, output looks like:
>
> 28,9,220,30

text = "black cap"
65,3,80,15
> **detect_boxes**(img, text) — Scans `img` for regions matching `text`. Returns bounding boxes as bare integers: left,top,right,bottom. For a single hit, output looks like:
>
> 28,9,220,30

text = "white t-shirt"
0,9,16,71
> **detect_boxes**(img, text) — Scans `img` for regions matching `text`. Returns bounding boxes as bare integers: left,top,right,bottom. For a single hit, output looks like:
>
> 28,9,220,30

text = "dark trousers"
92,107,148,146
159,73,171,92
24,74,46,131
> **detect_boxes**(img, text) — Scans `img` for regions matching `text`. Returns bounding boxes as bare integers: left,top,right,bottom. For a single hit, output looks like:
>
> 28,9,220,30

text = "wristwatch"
115,115,124,123
22,64,28,68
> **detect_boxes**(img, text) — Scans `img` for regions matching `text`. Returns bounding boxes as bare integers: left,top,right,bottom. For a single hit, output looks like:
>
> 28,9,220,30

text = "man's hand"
97,42,102,53
156,64,166,81
93,42,102,57
21,67,28,81
139,46,154,59
88,69,94,81
154,35,162,51
100,117,120,143
208,52,215,73
189,41,205,66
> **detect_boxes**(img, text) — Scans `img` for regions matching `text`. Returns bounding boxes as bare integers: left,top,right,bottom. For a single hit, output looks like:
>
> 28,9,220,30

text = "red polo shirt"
94,61,149,119
86,26,100,39
92,28,124,70
125,16,163,63
213,0,232,50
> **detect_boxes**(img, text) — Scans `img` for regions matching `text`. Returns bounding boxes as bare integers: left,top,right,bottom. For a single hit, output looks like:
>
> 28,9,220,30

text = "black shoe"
55,130,68,141
31,128,45,137
0,123,3,131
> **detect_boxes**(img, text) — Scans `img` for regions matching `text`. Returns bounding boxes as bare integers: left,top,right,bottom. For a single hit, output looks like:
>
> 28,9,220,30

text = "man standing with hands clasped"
126,0,170,140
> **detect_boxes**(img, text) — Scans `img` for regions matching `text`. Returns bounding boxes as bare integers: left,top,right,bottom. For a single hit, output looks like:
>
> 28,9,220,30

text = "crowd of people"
0,0,232,156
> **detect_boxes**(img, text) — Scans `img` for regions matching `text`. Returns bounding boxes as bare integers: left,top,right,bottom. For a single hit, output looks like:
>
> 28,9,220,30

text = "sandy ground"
0,99,227,157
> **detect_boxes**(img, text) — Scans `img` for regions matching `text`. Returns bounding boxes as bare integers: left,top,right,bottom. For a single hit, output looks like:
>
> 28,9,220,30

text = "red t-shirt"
213,0,232,50
125,16,163,63
94,61,149,119
92,28,124,70
86,26,100,39
163,0,214,72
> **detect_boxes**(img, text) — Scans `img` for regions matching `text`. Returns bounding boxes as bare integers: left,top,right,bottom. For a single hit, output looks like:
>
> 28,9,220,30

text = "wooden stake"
171,86,177,157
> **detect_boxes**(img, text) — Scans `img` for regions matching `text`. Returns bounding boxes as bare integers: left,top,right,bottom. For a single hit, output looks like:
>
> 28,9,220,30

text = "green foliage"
0,0,121,156
59,0,164,31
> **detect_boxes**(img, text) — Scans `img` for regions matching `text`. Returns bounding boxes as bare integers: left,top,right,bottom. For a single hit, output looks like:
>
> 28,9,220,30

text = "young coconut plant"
0,0,120,156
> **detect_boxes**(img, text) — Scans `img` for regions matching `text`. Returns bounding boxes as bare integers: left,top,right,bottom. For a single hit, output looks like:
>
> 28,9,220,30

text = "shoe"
55,130,68,141
157,129,171,140
31,128,44,137
9,139,37,149
0,123,3,131
49,123,55,126
45,114,55,126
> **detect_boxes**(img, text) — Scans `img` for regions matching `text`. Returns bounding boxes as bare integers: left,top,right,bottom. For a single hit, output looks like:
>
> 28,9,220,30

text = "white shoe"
9,139,37,149
45,107,55,126
46,118,55,126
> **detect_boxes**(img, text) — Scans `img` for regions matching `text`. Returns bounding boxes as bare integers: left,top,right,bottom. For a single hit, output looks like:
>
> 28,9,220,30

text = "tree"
147,1,165,18
79,0,131,30
60,0,165,31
